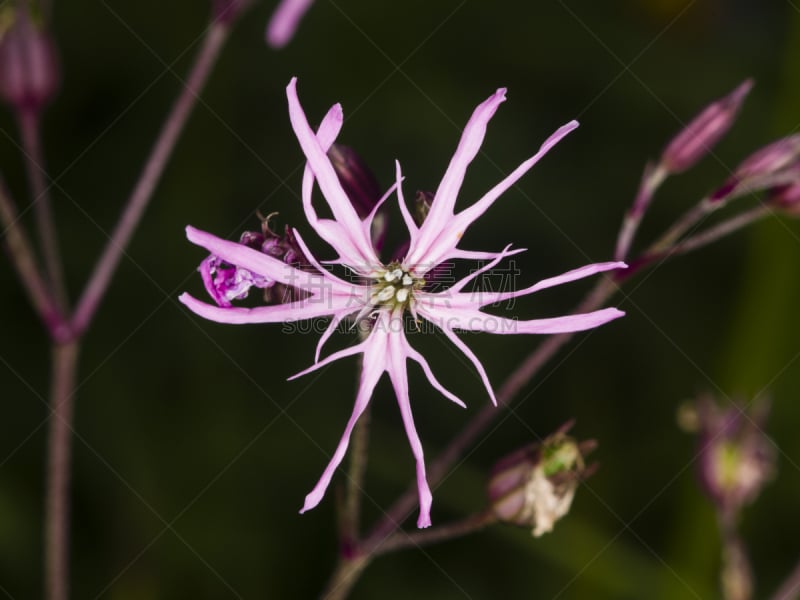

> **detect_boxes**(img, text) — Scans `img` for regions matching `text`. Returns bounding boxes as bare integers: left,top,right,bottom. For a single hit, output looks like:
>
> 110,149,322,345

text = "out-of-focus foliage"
1,1,799,598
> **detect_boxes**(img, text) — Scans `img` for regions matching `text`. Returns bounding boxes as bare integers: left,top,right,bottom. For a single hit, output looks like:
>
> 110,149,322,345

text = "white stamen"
395,288,409,303
385,268,403,282
402,274,413,286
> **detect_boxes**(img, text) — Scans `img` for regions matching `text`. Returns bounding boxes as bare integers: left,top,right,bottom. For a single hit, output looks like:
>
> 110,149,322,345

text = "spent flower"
487,422,597,536
181,78,626,527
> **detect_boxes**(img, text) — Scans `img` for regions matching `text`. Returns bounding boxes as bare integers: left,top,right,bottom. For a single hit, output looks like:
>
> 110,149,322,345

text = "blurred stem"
614,162,668,260
341,405,370,551
44,340,80,600
71,22,231,335
626,203,773,278
0,176,66,339
650,196,716,254
718,511,753,600
18,107,68,313
320,555,371,600
770,557,800,600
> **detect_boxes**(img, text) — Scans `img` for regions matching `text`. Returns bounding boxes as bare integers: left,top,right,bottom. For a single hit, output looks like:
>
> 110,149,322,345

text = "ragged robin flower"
180,78,627,527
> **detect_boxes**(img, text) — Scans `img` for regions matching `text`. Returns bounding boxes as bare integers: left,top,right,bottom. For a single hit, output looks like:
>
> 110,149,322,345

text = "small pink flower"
180,78,626,527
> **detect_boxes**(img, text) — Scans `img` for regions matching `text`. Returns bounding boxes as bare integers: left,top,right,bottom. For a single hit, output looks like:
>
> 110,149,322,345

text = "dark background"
2,0,800,598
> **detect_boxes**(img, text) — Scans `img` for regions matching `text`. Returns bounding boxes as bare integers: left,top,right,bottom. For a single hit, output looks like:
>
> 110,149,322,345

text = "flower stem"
0,176,67,339
18,107,69,313
71,22,231,335
341,405,370,552
718,511,753,600
320,554,371,600
44,339,80,600
369,510,495,556
769,557,800,600
614,163,668,260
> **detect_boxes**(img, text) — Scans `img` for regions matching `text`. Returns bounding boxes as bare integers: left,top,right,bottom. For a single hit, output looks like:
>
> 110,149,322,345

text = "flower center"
371,262,423,310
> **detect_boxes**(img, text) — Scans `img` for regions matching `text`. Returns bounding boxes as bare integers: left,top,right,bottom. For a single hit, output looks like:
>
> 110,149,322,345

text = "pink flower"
180,78,626,528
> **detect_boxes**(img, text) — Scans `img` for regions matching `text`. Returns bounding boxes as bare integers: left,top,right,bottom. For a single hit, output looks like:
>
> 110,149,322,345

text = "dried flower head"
488,422,597,536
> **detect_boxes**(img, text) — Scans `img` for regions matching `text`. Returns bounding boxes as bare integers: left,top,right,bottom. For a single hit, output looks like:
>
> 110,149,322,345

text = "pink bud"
0,7,59,112
265,0,315,49
661,80,753,174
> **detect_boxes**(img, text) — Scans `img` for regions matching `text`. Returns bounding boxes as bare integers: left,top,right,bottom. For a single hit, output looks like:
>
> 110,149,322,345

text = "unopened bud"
711,134,800,203
265,0,316,49
487,423,596,537
691,395,775,517
770,179,800,215
661,79,753,174
328,143,387,248
0,5,59,112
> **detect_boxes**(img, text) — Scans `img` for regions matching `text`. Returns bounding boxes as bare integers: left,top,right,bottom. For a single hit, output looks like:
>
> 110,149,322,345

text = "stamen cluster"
371,263,422,310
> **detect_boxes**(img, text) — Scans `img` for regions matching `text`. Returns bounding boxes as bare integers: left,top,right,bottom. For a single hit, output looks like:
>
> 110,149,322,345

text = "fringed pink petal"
387,328,433,528
287,78,377,266
406,88,507,266
179,292,352,325
300,338,384,514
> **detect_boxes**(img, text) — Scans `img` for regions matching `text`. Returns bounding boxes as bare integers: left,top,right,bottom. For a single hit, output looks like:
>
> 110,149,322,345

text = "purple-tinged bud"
415,190,434,227
711,135,800,203
683,395,775,518
0,6,59,112
769,177,800,215
487,422,596,537
661,79,753,174
328,143,387,249
211,0,251,26
265,0,315,49
199,213,312,307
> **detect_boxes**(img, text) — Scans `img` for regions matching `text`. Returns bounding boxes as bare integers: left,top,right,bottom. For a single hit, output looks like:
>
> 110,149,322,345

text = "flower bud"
328,143,388,248
0,5,59,112
770,179,800,215
265,0,315,49
661,79,752,174
687,395,775,517
711,134,800,203
487,423,596,537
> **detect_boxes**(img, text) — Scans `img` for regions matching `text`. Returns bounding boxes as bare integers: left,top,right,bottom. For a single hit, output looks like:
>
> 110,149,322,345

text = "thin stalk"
0,177,66,339
18,107,68,312
626,204,773,278
44,340,80,600
71,23,230,335
718,511,753,600
614,163,668,260
370,510,495,556
320,554,371,600
770,557,800,600
340,406,370,553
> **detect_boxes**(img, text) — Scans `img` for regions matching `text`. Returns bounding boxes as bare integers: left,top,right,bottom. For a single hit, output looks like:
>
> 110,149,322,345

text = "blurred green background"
1,0,800,598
